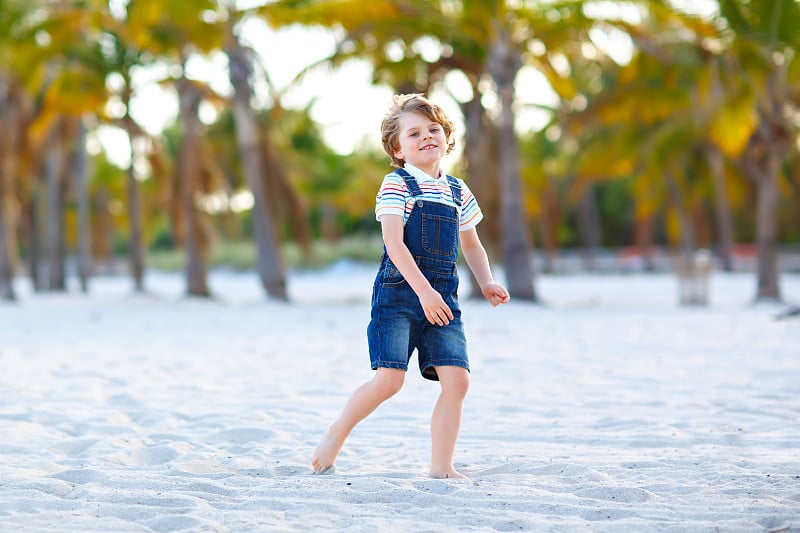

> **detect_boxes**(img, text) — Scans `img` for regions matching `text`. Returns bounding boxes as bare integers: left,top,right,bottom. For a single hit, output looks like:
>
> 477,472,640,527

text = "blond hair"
380,94,456,168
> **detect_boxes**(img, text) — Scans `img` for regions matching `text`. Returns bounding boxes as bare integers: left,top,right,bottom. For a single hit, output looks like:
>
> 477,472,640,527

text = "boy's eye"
410,132,419,137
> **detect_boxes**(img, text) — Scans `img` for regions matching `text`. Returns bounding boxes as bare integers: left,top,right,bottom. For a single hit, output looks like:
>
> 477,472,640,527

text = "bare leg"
429,366,470,479
311,368,405,473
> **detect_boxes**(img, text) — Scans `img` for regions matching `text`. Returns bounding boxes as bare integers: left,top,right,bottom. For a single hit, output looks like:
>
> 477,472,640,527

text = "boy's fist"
481,282,510,307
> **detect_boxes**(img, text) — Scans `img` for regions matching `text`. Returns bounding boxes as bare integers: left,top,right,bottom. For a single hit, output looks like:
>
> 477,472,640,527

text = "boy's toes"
312,465,335,475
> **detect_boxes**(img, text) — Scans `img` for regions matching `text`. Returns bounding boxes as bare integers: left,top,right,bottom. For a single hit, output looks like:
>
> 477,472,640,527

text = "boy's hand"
482,282,510,307
419,288,454,326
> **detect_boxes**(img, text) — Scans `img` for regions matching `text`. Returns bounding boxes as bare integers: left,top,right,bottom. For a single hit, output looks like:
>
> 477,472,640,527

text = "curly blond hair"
380,94,456,168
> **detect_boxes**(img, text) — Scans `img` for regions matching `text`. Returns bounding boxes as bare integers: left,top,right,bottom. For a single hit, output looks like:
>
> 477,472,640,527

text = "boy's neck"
408,162,441,180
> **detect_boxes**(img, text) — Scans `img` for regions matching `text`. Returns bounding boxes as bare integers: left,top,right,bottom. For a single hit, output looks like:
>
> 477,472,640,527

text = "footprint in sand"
411,480,459,495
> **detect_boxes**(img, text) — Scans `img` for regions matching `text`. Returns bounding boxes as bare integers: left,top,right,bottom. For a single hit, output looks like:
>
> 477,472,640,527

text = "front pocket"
381,264,407,287
421,213,458,256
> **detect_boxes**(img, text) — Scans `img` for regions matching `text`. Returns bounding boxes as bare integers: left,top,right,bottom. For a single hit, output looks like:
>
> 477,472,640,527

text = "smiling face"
392,112,449,176
380,94,456,170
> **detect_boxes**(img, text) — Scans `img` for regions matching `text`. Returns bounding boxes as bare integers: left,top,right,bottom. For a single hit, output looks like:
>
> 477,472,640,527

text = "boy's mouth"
421,144,437,150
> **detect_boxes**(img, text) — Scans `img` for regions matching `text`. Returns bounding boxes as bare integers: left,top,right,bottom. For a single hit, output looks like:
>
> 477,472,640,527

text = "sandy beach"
1,266,799,532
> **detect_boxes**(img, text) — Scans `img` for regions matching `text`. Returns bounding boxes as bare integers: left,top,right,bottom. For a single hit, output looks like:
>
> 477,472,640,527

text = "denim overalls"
367,168,469,381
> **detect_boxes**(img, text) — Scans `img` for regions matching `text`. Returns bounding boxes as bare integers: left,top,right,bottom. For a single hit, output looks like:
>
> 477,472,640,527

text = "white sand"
1,266,799,532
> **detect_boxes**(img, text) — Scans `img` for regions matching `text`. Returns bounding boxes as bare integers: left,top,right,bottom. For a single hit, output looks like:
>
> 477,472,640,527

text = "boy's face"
393,112,448,172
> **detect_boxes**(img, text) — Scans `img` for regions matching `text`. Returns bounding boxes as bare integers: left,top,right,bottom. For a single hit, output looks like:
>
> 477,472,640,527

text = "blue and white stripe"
375,163,483,231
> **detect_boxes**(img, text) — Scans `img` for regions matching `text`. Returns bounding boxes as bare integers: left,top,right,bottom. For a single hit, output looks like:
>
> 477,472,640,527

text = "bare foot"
311,425,346,474
429,468,467,480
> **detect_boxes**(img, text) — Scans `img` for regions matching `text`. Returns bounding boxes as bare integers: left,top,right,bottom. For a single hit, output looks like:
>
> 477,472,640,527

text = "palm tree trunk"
0,156,14,301
539,186,559,274
44,126,66,291
176,76,210,298
261,133,312,254
93,186,113,271
707,144,734,272
666,170,711,305
753,156,781,301
462,92,499,246
487,33,536,301
742,115,782,302
577,183,602,271
125,160,145,291
226,33,286,300
461,91,498,298
28,184,44,291
320,201,339,242
0,77,16,301
73,118,92,292
122,82,145,292
664,170,695,256
635,213,656,272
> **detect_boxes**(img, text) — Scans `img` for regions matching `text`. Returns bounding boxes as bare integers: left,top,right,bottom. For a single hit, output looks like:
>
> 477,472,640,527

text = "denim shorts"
367,259,469,381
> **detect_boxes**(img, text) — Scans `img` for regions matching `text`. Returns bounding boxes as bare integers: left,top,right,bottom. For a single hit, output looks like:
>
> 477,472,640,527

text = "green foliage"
147,235,385,272
4,0,800,296
595,179,637,247
719,0,800,45
283,235,385,269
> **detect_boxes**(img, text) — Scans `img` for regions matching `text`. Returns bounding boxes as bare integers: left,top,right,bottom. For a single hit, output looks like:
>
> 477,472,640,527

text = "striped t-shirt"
375,163,483,231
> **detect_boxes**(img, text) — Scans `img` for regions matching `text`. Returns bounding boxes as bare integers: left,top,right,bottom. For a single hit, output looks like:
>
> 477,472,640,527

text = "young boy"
312,93,509,479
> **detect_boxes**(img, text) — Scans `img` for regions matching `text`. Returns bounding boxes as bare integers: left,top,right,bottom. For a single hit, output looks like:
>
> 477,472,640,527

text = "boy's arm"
381,215,454,325
460,227,510,307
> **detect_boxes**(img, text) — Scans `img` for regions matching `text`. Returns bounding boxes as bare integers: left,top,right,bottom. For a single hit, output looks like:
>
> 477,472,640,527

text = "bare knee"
373,368,405,398
437,367,470,398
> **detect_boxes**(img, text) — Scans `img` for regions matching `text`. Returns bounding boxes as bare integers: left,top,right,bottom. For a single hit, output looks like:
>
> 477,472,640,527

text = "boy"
312,94,509,478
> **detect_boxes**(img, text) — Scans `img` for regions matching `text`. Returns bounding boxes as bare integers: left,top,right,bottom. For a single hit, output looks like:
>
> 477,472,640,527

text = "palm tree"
714,0,800,301
223,3,288,299
0,74,17,301
174,74,211,296
0,1,25,301
140,1,224,297
42,117,67,291
42,4,111,292
0,2,49,299
563,2,772,282
622,0,799,300
94,17,150,292
706,142,735,272
0,0,109,297
484,3,536,298
142,0,299,299
263,0,546,299
602,0,797,300
88,154,126,272
94,0,222,295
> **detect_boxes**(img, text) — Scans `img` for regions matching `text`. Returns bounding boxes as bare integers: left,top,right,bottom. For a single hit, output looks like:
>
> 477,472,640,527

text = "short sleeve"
457,179,483,231
375,173,408,221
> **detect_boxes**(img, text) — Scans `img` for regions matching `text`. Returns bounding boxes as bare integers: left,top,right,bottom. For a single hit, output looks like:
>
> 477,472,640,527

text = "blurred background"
0,0,798,304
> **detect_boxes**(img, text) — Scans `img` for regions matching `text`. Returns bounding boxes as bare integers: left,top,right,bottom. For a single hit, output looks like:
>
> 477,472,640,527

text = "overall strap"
445,175,462,206
394,168,423,197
